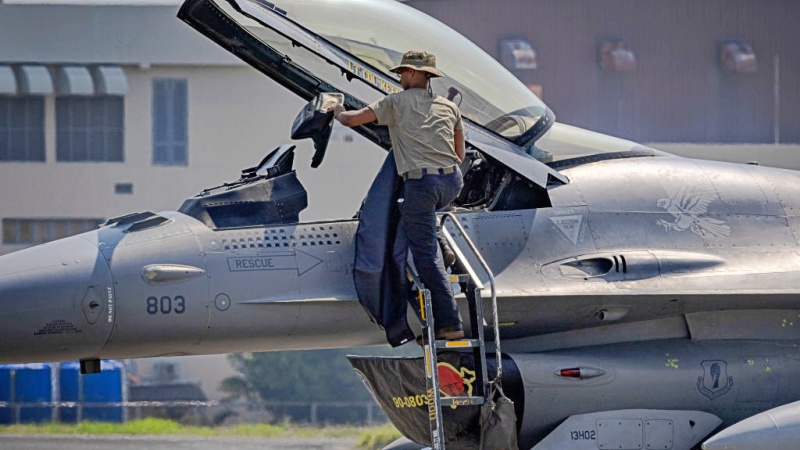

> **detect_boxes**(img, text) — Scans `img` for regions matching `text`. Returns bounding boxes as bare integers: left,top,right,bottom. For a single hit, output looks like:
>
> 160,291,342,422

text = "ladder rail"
421,287,445,449
406,211,501,450
441,228,484,290
439,212,502,380
407,267,446,449
439,226,490,399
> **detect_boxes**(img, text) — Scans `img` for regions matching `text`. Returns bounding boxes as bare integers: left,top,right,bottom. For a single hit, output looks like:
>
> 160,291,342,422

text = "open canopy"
240,0,549,145
179,0,652,185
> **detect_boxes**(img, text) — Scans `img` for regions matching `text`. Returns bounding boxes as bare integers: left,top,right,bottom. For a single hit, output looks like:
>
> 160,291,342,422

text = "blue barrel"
59,360,125,423
0,363,55,424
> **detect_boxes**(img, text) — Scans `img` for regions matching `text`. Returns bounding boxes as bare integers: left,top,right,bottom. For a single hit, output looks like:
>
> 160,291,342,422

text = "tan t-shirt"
369,88,463,176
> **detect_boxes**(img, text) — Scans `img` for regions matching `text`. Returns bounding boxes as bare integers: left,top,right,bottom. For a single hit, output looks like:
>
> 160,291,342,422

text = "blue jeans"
399,169,464,330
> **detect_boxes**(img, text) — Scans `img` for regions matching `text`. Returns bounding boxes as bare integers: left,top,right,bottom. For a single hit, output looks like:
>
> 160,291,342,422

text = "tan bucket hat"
390,50,445,78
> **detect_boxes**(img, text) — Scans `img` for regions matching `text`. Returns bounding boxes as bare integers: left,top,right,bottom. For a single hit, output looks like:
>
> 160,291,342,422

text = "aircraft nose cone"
703,401,800,449
0,234,114,363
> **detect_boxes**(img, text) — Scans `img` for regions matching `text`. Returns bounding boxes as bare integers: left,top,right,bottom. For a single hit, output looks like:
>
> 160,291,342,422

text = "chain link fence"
0,399,386,426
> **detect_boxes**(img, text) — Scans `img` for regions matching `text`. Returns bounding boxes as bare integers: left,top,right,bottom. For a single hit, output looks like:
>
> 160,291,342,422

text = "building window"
56,96,124,162
2,218,104,245
0,97,45,162
152,79,188,166
598,39,637,72
115,182,133,195
499,38,538,71
720,40,757,73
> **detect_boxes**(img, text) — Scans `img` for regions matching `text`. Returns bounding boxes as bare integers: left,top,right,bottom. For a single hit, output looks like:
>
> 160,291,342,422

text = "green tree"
221,346,416,423
226,349,372,402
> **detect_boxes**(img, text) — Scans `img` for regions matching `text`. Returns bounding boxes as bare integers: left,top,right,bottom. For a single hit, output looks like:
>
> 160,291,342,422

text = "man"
332,50,466,340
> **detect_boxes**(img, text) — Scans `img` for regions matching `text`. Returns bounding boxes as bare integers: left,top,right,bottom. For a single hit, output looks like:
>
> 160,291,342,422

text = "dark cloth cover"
480,381,519,450
289,97,334,168
349,353,481,449
348,353,523,449
352,151,416,346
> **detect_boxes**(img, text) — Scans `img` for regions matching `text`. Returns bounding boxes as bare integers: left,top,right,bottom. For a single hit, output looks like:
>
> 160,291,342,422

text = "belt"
402,165,458,181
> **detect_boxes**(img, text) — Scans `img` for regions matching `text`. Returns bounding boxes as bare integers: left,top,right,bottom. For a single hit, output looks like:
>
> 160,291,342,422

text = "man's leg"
401,177,462,331
436,229,456,268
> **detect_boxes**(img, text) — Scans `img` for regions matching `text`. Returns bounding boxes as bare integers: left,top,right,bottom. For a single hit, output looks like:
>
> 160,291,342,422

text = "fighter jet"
1,0,799,448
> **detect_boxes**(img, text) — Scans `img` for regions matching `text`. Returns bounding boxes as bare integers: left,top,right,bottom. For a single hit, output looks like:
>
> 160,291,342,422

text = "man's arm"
454,128,465,162
331,105,377,128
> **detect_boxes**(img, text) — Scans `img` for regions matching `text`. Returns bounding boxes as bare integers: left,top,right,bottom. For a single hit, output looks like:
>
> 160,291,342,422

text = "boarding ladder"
408,212,502,450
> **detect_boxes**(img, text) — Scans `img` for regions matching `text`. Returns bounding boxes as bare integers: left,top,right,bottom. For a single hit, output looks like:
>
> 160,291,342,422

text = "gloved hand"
327,104,345,121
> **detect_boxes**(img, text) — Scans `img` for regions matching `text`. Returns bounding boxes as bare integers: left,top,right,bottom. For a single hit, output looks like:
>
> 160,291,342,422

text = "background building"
1,0,798,403
3,0,798,257
409,0,799,144
0,1,384,258
0,1,385,404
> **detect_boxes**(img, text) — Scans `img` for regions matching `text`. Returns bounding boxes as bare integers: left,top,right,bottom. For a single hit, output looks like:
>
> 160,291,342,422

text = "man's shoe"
415,327,464,345
436,326,464,340
442,245,456,268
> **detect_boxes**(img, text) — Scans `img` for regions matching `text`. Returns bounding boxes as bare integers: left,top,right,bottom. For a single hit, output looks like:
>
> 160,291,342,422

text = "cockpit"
176,0,662,229
180,0,657,166
262,0,548,145
178,99,553,230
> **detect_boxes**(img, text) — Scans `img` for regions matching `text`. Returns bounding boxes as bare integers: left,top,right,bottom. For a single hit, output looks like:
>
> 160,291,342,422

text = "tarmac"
0,434,359,450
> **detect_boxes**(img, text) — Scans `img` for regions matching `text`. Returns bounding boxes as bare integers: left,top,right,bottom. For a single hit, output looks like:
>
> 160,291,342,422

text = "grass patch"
356,423,403,450
0,418,400,443
79,418,184,435
0,418,185,436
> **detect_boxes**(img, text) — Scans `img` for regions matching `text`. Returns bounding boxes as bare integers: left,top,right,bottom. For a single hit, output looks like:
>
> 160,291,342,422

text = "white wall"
0,3,236,65
0,64,386,255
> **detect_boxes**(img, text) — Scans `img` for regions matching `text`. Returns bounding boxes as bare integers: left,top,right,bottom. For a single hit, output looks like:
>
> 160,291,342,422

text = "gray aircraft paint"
702,399,800,449
1,0,800,448
2,148,799,449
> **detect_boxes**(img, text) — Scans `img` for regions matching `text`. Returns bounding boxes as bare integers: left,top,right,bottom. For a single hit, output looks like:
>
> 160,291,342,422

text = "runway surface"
0,434,359,450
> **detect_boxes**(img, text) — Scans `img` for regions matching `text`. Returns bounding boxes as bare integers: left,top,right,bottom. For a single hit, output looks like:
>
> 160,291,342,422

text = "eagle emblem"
656,181,731,240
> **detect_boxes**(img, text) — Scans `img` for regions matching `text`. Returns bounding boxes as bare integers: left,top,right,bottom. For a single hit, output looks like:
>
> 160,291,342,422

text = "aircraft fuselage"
1,154,798,361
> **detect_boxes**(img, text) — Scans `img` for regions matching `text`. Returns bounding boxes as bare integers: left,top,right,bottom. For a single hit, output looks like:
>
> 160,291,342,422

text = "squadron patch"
697,360,734,400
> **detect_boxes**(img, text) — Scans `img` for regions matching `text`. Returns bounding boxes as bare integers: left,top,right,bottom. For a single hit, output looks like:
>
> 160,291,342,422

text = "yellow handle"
418,290,426,321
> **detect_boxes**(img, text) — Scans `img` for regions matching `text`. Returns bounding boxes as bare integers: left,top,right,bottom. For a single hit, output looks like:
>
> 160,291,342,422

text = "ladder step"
413,214,498,450
439,396,485,407
448,274,472,283
435,339,480,349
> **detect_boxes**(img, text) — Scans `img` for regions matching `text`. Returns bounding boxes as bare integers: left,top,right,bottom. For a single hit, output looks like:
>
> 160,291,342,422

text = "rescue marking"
227,250,322,275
